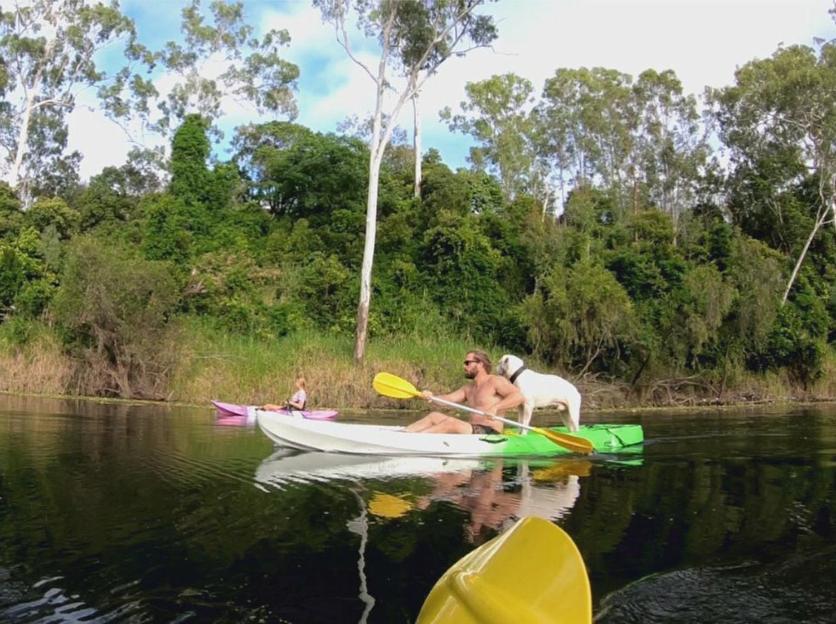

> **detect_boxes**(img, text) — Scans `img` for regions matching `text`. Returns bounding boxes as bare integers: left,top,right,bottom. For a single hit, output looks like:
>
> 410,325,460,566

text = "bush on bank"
0,114,833,405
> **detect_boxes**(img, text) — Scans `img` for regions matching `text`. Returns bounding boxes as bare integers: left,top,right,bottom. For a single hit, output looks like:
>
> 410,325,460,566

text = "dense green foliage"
0,7,833,400
52,236,179,398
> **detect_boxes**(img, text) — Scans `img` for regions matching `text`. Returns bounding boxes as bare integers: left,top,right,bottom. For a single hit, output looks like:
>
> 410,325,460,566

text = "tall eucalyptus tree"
102,0,299,150
536,67,708,225
0,0,138,208
710,43,836,304
630,69,707,223
314,0,497,362
441,73,537,202
0,0,299,208
539,67,634,212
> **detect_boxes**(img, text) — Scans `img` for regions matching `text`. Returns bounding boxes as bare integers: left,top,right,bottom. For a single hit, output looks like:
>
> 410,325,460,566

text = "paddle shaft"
372,371,594,453
428,395,551,437
426,394,594,453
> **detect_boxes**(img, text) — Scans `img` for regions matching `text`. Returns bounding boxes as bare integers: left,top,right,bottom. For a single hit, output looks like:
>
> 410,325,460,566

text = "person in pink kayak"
264,375,307,411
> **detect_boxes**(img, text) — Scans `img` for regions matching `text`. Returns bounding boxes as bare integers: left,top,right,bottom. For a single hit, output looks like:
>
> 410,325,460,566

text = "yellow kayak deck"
417,516,592,624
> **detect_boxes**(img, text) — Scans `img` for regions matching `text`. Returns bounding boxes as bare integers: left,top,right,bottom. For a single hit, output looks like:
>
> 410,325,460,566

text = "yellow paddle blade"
417,516,592,624
532,460,593,481
534,427,595,455
373,372,421,399
368,492,413,519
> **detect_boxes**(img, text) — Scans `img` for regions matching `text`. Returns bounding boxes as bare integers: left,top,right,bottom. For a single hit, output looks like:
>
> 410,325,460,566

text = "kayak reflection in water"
404,351,524,434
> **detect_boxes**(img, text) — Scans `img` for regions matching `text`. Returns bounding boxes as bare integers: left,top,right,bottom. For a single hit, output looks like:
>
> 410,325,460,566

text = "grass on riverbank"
0,321,71,395
2,317,834,409
169,320,492,409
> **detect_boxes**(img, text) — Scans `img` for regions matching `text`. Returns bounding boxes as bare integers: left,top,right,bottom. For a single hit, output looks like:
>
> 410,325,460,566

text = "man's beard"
464,370,476,379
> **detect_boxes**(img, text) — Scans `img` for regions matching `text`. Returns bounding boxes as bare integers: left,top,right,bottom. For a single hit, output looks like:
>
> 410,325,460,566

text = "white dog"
496,354,581,432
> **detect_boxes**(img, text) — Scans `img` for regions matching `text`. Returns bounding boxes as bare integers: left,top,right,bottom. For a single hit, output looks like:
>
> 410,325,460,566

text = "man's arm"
422,385,467,405
485,376,524,416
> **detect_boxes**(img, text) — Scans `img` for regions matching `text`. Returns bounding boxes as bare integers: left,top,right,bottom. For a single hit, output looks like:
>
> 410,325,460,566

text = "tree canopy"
0,1,832,399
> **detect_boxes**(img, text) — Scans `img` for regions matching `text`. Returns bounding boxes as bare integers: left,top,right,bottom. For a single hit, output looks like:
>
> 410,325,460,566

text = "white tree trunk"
10,89,39,209
335,0,484,363
541,186,551,221
354,49,388,363
354,88,415,361
353,59,421,361
781,204,829,305
354,150,383,362
413,92,421,198
830,173,836,232
9,22,56,210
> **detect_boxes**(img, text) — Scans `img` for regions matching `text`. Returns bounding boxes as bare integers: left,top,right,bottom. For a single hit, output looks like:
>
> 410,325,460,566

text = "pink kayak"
211,400,338,421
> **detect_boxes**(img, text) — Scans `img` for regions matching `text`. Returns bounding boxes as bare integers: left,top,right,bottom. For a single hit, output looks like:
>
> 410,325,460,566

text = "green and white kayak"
256,410,643,457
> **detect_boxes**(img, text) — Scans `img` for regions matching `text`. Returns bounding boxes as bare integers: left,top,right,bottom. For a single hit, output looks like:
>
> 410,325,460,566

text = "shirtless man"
405,350,524,434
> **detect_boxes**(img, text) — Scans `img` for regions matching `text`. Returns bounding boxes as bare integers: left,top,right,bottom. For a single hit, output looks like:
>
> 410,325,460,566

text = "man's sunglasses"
463,359,479,365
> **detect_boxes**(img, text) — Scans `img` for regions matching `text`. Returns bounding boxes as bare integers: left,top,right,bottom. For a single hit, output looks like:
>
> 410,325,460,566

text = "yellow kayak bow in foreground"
417,516,592,624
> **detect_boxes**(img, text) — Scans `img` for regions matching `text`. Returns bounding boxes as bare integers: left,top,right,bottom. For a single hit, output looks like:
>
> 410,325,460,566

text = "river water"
0,395,833,623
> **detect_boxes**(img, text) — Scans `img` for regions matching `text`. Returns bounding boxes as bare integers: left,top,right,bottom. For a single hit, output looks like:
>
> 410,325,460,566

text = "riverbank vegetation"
0,2,833,409
1,318,833,411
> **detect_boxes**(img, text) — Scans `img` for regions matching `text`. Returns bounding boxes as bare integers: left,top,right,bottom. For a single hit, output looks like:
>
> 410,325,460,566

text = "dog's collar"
509,366,527,385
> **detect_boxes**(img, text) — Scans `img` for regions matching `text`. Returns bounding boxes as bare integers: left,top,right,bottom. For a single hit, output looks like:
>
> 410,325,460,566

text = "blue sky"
68,0,835,180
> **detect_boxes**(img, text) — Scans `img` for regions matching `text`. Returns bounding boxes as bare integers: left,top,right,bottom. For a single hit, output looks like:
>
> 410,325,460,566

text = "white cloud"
64,0,833,181
414,0,833,167
66,103,160,180
269,0,834,168
263,2,332,56
263,3,384,132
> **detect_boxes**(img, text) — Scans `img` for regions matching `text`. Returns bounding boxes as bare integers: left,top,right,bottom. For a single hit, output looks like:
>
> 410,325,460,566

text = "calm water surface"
0,395,833,623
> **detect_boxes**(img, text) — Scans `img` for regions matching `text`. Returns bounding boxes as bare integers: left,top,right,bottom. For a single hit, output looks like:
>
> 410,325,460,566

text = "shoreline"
3,388,834,416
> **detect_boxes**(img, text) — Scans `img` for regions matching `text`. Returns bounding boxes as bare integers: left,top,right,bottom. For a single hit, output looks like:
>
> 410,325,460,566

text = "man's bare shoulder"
489,374,519,393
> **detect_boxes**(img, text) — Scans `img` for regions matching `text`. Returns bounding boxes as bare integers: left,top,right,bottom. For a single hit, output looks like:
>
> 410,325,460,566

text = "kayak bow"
417,516,592,624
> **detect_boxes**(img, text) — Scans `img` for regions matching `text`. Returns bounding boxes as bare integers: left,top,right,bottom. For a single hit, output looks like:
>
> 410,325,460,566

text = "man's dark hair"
468,350,492,373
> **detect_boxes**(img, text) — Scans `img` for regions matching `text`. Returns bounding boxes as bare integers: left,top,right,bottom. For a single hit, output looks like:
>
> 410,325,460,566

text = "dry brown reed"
2,319,832,410
0,333,72,395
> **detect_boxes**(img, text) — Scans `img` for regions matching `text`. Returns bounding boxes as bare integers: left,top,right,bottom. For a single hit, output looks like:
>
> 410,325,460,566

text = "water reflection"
254,449,593,543
346,489,376,624
1,397,833,623
214,413,256,428
597,542,836,624
255,449,595,623
212,402,257,428
254,449,482,487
